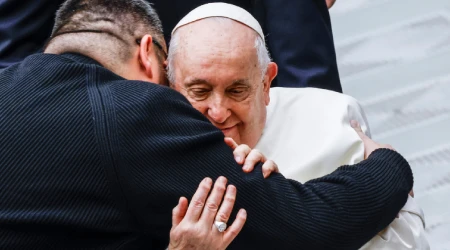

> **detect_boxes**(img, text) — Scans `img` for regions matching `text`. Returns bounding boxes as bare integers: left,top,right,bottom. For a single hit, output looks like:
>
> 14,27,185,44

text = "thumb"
172,197,188,227
224,137,239,150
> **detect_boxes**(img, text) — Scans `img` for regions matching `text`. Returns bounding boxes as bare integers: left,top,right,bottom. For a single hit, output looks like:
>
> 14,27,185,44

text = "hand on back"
225,137,279,178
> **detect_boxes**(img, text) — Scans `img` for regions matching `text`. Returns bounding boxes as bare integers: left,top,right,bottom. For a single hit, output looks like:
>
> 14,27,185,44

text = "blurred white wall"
330,1,450,248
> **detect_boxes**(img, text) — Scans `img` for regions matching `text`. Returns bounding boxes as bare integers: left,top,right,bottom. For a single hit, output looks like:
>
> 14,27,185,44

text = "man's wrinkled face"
171,19,271,148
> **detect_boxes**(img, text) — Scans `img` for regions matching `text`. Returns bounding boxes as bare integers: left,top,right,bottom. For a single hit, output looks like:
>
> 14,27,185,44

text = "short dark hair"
48,0,164,60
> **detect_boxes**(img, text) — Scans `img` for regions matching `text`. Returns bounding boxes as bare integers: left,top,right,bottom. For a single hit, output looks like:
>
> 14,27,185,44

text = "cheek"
264,90,270,105
238,99,266,130
232,101,253,125
173,83,184,93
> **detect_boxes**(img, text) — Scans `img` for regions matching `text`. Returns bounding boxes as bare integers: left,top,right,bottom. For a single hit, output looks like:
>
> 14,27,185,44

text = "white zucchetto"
172,2,265,42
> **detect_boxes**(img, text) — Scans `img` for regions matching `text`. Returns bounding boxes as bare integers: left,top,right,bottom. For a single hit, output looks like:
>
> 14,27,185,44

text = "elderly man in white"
167,3,429,249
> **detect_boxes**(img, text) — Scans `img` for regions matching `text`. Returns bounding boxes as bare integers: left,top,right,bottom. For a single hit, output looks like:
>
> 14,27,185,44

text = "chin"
243,136,260,148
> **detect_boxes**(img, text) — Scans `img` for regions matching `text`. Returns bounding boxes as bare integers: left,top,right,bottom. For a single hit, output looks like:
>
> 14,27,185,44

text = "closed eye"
188,88,211,100
227,87,250,101
229,89,244,94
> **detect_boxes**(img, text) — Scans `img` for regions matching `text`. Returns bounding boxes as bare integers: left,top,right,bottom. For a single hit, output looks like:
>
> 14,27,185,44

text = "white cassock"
255,87,429,250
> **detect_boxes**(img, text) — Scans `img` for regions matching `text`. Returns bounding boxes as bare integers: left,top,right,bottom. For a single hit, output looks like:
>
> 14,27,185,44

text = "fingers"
350,120,362,132
261,160,279,178
172,197,189,227
351,120,397,159
200,177,228,224
214,185,237,226
223,208,247,246
230,141,274,176
185,178,213,222
351,120,368,140
351,120,371,159
242,149,266,173
233,144,252,165
224,137,238,150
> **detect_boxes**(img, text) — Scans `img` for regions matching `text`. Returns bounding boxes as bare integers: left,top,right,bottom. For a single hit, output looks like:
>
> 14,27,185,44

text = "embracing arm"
345,97,429,249
111,83,412,249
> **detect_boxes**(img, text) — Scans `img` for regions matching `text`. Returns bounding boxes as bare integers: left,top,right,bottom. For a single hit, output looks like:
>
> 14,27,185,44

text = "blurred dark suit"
0,0,60,68
0,0,342,92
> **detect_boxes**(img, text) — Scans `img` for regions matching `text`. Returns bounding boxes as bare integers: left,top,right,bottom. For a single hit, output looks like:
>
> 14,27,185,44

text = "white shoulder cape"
255,87,429,250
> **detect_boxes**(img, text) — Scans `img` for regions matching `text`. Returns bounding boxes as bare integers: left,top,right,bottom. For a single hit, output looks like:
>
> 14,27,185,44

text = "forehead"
178,17,257,48
175,19,260,85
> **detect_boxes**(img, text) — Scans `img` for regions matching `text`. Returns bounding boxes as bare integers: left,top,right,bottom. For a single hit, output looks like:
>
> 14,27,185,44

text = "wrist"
369,148,413,189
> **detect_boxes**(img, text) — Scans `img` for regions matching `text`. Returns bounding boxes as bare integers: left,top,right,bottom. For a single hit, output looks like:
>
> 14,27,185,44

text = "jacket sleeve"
256,0,342,92
111,82,413,249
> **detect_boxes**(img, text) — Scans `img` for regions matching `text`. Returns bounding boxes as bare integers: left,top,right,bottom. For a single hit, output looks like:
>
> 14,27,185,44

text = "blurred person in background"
0,0,342,92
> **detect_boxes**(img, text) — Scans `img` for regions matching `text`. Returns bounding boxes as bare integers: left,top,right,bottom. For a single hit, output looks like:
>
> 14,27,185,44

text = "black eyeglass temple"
136,38,166,57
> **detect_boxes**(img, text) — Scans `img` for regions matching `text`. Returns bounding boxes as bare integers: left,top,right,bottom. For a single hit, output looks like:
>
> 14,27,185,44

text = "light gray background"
330,0,450,248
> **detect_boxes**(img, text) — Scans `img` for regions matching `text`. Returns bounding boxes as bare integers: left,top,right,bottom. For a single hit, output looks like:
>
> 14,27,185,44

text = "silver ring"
214,221,227,232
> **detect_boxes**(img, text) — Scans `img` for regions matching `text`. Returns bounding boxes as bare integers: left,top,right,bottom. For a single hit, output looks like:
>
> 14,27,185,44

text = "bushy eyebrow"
184,78,210,88
184,78,251,88
229,79,251,87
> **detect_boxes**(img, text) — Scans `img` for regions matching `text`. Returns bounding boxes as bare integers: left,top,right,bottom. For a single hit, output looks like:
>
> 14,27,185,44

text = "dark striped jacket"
0,53,412,249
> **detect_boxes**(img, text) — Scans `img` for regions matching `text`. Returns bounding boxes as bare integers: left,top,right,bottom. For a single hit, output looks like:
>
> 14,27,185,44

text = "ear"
138,34,155,78
263,62,278,105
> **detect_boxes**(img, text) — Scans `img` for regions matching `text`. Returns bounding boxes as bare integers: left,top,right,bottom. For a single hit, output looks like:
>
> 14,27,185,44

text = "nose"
207,98,231,124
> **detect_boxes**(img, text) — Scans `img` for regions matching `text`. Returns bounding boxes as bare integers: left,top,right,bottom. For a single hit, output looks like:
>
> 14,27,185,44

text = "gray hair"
167,17,271,85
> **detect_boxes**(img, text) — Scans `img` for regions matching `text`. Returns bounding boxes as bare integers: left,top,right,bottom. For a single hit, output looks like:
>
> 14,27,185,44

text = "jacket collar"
60,53,102,66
